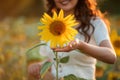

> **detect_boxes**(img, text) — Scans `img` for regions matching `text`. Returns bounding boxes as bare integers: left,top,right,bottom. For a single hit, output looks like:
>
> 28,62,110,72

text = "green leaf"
26,43,46,54
60,56,69,63
63,74,86,80
26,47,46,62
64,74,78,80
26,43,47,62
40,61,52,79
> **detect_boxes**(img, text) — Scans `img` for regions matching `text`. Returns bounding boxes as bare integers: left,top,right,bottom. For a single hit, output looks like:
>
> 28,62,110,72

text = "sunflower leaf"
64,74,78,80
26,43,46,54
40,61,52,79
63,74,86,80
60,56,69,63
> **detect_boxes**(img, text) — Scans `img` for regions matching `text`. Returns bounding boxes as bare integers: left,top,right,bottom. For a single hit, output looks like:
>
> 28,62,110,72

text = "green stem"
55,51,59,80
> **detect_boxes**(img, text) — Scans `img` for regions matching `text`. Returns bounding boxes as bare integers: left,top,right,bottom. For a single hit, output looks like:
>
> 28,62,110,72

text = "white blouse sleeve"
91,17,110,46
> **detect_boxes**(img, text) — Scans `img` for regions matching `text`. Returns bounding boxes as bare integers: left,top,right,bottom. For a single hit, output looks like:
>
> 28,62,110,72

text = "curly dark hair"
45,0,110,42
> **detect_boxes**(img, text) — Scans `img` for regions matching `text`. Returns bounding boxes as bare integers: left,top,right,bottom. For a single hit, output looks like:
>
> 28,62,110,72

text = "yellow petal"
58,9,64,20
40,18,50,25
38,26,45,30
53,11,57,19
64,15,74,21
67,22,79,27
43,13,53,22
66,20,76,25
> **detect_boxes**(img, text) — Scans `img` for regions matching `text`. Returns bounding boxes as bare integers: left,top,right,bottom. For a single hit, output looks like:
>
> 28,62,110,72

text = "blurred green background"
0,0,120,80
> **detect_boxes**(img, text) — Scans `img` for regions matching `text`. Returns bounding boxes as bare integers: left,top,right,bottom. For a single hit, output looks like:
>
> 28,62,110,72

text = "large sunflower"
38,10,78,48
110,29,120,56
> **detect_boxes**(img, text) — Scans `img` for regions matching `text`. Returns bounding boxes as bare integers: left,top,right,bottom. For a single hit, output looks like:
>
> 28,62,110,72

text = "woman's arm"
53,39,116,64
78,39,116,64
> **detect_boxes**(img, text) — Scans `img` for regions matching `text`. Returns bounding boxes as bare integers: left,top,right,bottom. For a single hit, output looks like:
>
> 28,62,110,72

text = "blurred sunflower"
38,9,78,48
110,29,120,56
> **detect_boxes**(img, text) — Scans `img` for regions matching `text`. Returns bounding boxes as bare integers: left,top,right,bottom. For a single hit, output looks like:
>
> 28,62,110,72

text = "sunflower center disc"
50,21,65,36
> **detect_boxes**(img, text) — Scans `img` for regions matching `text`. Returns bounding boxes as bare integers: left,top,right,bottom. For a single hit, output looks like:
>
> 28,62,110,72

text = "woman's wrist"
77,40,83,50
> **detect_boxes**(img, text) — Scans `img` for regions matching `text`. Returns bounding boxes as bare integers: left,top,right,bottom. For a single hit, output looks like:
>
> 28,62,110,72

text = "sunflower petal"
58,9,64,20
67,22,79,28
38,26,45,30
53,11,57,19
40,18,50,25
64,15,74,21
43,13,53,22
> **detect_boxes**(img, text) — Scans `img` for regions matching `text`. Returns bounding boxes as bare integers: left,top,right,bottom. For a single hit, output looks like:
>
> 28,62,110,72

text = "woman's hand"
53,38,81,52
28,62,42,79
28,62,55,80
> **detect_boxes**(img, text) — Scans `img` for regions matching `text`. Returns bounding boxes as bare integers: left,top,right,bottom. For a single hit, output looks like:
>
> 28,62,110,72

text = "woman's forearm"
78,41,116,64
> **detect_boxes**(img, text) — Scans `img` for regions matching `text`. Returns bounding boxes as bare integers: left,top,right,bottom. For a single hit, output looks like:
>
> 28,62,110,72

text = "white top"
39,17,110,80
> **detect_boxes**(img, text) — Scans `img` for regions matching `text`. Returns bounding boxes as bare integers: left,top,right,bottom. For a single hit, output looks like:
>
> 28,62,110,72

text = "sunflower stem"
54,51,59,80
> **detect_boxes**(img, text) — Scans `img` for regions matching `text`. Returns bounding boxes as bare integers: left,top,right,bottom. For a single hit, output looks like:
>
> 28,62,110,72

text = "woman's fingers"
69,38,80,49
53,39,80,52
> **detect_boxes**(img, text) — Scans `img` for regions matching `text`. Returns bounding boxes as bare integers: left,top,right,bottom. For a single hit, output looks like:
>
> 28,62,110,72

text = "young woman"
28,0,116,80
